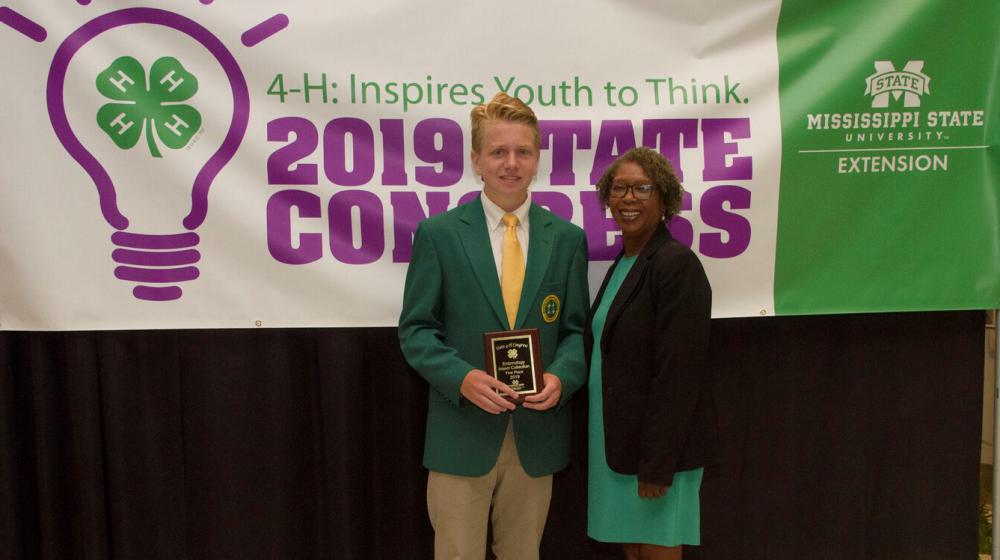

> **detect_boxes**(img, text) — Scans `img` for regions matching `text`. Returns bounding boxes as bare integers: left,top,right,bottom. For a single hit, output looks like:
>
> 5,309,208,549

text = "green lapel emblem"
541,294,560,323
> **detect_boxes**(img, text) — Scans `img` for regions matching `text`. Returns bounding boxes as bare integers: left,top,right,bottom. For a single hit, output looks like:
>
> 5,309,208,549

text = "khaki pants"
427,421,553,560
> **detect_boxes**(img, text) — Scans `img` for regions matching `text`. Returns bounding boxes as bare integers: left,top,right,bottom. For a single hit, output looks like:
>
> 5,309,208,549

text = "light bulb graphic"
46,8,250,301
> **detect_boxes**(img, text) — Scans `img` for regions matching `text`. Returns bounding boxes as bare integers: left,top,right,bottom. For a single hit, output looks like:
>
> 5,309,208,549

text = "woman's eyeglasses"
609,183,655,200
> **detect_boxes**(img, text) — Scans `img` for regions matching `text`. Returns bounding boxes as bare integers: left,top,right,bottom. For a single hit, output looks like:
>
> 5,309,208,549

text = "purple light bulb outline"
47,7,250,230
46,8,251,301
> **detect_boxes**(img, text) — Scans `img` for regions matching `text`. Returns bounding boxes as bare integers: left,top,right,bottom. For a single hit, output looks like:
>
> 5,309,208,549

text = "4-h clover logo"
507,348,519,359
96,56,201,158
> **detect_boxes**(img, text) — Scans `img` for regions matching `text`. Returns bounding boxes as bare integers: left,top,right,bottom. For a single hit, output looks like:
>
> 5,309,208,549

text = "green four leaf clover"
96,56,201,158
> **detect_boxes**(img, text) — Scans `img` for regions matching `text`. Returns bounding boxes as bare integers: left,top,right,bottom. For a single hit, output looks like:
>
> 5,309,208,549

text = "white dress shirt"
480,192,530,281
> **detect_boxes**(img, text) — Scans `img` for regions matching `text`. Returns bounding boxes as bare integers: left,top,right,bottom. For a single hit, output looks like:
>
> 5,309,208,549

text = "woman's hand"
638,481,669,499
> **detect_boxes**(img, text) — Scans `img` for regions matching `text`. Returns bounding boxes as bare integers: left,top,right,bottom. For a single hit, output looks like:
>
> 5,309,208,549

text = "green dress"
588,255,703,546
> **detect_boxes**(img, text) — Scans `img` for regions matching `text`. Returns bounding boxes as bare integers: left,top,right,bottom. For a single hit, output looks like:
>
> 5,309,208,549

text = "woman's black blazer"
584,223,717,486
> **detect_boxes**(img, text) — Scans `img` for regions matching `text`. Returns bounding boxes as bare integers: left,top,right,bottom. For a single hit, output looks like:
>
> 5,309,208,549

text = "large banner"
1,0,997,330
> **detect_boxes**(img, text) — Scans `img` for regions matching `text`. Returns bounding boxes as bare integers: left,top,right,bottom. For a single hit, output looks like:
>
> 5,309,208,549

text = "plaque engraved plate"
483,328,544,396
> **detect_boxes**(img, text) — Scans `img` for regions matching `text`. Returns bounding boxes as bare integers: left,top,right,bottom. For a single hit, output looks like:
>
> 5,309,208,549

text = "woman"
585,147,715,560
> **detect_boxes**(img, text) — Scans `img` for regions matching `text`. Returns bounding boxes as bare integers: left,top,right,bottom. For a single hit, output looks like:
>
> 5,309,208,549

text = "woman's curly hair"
595,147,684,219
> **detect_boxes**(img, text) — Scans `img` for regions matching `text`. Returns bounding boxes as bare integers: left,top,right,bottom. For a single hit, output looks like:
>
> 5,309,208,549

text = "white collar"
481,192,531,231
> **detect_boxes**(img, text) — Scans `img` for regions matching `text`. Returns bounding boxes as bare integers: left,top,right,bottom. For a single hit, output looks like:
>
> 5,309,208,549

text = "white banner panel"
0,0,780,329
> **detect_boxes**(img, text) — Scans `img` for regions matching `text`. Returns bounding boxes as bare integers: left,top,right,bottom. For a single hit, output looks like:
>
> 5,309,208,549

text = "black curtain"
0,311,984,559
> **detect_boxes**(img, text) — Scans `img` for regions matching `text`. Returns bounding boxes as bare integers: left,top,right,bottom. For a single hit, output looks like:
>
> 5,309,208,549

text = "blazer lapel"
602,223,669,343
514,204,554,329
459,197,508,328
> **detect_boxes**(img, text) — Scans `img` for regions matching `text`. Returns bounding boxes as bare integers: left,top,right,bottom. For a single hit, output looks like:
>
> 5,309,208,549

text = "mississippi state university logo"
864,60,930,108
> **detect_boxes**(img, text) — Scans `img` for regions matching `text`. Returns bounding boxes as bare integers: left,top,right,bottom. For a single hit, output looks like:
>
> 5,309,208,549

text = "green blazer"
398,196,589,477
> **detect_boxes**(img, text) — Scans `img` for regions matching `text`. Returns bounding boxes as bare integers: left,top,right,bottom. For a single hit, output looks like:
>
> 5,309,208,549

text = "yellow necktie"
501,213,525,329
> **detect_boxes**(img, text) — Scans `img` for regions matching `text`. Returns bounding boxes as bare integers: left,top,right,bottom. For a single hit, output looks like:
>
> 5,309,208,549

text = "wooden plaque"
483,328,544,397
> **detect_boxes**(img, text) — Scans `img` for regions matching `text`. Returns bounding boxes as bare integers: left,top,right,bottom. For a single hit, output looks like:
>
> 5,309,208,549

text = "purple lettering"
642,119,698,182
702,118,752,181
266,117,318,185
531,191,573,222
323,118,375,186
580,191,620,260
666,191,694,248
414,118,463,187
699,185,751,258
589,120,637,184
457,190,479,206
390,191,451,262
539,120,591,185
328,190,384,264
380,119,408,185
266,189,322,264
